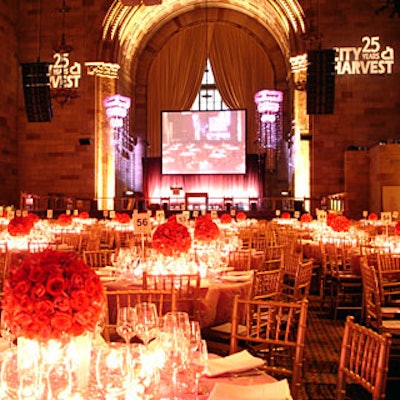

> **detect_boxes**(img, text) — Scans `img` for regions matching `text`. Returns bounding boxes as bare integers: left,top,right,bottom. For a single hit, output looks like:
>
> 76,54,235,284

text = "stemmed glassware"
189,320,202,353
96,342,132,399
191,339,208,399
160,312,191,399
135,302,159,346
116,307,137,345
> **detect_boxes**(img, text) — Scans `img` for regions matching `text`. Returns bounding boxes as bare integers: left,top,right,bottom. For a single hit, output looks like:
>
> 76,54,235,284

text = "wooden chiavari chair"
142,272,201,320
229,296,309,400
336,315,392,400
281,259,314,302
103,288,177,342
376,253,400,306
252,268,284,300
83,249,117,269
228,249,252,271
360,257,400,336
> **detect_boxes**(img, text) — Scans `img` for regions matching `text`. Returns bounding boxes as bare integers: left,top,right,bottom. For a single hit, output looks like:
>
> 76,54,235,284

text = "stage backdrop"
143,154,264,207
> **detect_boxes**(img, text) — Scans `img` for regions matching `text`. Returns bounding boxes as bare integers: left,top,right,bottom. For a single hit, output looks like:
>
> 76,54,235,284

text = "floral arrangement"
2,250,105,341
75,211,89,219
220,213,233,224
300,213,313,223
152,215,191,256
114,212,131,224
236,212,247,222
7,215,36,236
57,213,73,226
281,212,291,219
395,221,400,236
327,214,351,232
194,214,221,242
368,213,378,221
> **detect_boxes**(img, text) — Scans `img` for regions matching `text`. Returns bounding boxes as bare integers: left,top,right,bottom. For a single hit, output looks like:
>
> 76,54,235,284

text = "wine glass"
135,302,159,346
160,315,190,400
192,339,208,399
95,342,132,398
116,307,137,345
189,320,202,353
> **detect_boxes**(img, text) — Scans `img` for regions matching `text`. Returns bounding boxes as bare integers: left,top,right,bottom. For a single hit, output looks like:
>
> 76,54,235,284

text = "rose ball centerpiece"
2,249,106,396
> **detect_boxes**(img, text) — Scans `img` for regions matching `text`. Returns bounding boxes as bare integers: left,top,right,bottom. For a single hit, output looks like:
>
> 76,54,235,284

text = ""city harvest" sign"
334,36,394,75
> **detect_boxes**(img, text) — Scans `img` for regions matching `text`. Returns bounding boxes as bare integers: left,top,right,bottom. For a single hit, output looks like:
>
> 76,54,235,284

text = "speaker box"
21,62,53,122
307,49,336,115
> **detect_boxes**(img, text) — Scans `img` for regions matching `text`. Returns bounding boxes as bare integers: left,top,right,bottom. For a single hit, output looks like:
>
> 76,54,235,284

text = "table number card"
155,210,165,222
133,213,151,234
275,209,281,217
230,209,236,216
66,209,71,215
7,210,15,220
362,210,368,218
22,210,28,217
182,210,190,221
109,210,116,219
0,206,3,215
316,209,327,223
380,211,392,225
47,209,53,219
176,213,189,227
210,210,218,219
294,211,300,219
73,209,79,216
103,210,109,218
192,210,199,218
392,211,399,220
16,210,22,217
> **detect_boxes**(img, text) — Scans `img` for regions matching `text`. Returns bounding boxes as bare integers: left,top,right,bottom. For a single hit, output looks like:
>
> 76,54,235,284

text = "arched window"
191,58,228,111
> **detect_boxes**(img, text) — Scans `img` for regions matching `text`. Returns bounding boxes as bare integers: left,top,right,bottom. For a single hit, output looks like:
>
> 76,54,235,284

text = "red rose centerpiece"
3,249,105,340
220,213,233,224
2,249,105,394
194,214,221,243
7,215,37,236
327,214,351,232
152,215,191,257
236,212,247,222
300,213,313,223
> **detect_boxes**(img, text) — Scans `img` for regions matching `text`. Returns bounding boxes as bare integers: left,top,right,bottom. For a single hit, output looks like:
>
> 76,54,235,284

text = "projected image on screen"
161,109,246,174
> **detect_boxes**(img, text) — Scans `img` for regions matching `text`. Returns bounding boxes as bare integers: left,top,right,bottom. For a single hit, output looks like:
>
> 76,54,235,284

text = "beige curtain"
209,24,275,153
147,23,275,156
147,26,207,156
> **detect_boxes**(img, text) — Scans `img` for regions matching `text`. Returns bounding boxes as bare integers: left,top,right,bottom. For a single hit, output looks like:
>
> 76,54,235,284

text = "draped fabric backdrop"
145,23,274,201
143,155,264,204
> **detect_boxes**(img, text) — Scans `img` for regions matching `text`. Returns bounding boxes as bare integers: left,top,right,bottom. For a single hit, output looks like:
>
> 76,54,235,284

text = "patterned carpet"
302,301,344,400
302,298,400,400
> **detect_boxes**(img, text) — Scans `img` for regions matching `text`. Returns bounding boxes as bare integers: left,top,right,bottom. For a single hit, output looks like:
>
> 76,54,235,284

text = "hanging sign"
334,36,394,75
49,52,82,89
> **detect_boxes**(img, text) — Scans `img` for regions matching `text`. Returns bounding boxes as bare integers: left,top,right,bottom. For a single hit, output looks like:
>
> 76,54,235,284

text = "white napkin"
220,271,253,282
205,350,264,377
208,379,293,400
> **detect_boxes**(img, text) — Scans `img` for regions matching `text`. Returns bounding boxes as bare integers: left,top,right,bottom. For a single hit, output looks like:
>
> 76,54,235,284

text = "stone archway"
96,0,306,202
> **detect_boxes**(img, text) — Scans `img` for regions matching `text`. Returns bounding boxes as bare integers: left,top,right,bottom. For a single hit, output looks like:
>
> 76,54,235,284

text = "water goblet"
192,339,208,399
95,342,132,398
116,306,137,345
189,320,202,353
135,302,159,346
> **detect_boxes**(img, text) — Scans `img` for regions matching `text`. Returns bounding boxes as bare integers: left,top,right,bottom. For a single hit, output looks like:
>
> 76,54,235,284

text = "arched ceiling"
102,0,306,76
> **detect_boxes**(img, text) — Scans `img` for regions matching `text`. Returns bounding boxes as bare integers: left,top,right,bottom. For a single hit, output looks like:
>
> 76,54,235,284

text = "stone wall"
0,2,18,205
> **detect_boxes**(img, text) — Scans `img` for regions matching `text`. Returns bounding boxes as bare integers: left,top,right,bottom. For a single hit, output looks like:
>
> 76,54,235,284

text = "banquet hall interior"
0,0,400,399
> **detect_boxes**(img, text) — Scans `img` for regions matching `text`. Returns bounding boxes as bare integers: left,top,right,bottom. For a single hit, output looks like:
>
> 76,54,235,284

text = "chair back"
228,250,252,271
142,272,201,320
83,249,116,269
229,296,308,400
252,268,283,300
360,257,384,332
336,315,391,400
376,253,400,305
103,288,177,341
